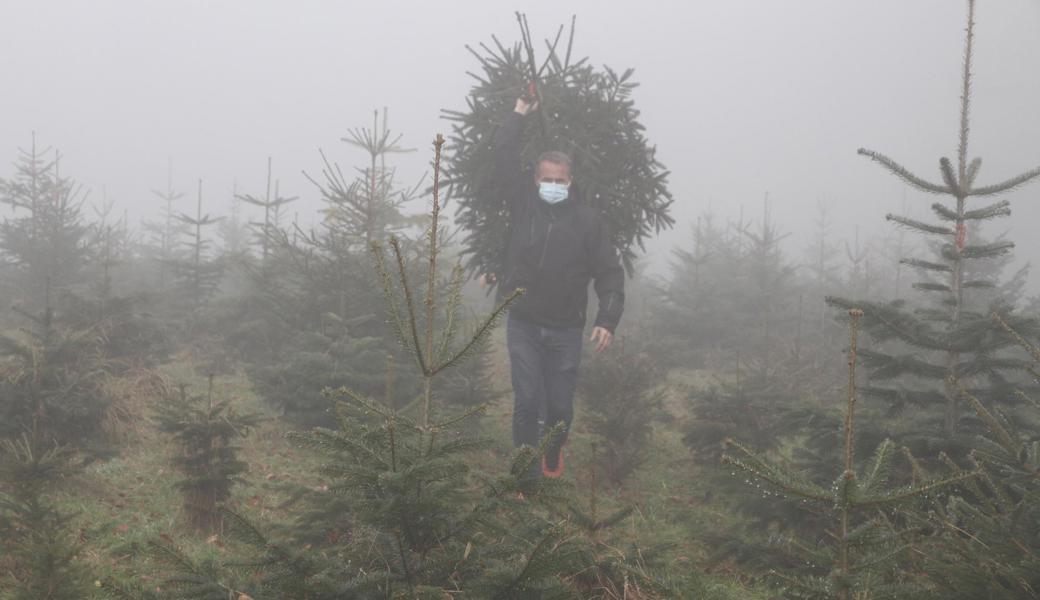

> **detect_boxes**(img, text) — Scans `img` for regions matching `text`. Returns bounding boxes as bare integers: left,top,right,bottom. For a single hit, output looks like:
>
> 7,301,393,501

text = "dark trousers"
506,313,583,474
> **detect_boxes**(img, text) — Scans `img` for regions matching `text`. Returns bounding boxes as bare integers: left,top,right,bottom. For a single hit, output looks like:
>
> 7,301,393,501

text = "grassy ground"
54,335,771,598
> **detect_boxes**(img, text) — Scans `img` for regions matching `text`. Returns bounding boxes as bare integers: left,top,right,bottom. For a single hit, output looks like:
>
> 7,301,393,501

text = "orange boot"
541,444,565,478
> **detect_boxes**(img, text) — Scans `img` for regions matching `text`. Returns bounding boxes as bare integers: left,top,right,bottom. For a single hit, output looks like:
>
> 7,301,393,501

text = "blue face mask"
538,182,569,204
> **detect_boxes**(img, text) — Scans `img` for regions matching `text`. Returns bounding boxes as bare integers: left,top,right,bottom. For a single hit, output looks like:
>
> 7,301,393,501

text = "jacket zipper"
537,221,554,270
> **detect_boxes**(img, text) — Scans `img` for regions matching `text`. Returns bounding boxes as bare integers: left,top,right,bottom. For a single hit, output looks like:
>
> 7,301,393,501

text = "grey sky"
2,0,1039,289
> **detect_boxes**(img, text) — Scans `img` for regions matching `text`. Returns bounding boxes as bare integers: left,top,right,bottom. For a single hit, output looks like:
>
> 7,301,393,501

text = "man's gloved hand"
514,96,538,116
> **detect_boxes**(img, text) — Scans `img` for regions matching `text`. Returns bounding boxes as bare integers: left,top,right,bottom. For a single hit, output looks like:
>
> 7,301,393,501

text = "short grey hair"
537,150,573,172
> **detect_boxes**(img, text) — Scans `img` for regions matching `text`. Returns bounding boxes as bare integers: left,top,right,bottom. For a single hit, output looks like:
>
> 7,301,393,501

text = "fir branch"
856,469,979,508
370,240,413,356
860,349,947,380
963,389,1020,456
860,440,897,494
901,447,927,484
969,164,1040,196
912,282,952,293
955,241,1015,260
993,312,1040,363
965,157,982,187
722,439,831,502
961,280,995,289
288,427,392,470
860,385,947,407
432,401,491,430
885,214,953,236
858,149,951,194
930,201,959,222
388,235,428,374
930,198,1011,222
504,522,567,592
964,199,1011,221
434,264,467,365
940,157,961,193
432,289,521,375
900,257,952,273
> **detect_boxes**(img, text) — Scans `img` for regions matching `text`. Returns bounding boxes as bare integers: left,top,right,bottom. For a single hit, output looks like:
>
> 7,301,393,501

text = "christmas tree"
0,435,90,599
920,313,1040,598
152,375,260,534
140,160,189,293
236,157,296,267
442,14,673,281
0,137,92,307
827,0,1040,460
578,339,665,487
725,309,977,599
232,110,425,426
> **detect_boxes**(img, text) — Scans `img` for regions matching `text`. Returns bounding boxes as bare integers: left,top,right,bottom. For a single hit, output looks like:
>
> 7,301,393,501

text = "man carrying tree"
489,95,625,479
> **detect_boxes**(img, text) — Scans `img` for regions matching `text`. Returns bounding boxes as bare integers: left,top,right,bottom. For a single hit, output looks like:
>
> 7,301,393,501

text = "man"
490,95,624,479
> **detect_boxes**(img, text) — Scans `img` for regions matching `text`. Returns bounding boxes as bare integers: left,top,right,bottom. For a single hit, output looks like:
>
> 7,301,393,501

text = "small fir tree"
0,138,92,306
725,309,978,599
236,157,296,266
141,160,189,292
578,340,666,487
306,107,420,248
0,283,109,446
0,435,90,599
167,180,224,311
919,313,1040,599
152,375,260,534
232,110,425,424
827,0,1040,460
656,205,810,377
218,182,253,264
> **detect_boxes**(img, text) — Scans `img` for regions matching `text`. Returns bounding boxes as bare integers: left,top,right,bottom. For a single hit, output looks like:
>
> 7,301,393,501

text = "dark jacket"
491,111,624,333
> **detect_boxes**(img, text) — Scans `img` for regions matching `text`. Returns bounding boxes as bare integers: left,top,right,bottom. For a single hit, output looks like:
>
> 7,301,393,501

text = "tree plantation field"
3,1,1040,599
52,347,765,598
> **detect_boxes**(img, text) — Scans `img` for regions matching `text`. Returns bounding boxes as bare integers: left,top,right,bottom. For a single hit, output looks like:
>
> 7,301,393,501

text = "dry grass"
100,367,172,445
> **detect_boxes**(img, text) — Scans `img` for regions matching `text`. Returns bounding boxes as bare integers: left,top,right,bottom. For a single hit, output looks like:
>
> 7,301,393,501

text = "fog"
2,0,1039,288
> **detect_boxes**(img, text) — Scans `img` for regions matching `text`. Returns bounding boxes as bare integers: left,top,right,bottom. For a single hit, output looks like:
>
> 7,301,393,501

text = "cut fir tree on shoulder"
442,14,673,282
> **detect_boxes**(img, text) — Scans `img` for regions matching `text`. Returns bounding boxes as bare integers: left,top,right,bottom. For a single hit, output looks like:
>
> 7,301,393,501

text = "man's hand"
515,96,538,116
589,326,614,353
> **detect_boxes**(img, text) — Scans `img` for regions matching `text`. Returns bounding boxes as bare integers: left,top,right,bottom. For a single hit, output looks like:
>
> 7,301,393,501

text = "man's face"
536,161,572,187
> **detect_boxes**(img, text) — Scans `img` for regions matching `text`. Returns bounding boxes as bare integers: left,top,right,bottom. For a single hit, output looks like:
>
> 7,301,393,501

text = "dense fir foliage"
4,3,1040,599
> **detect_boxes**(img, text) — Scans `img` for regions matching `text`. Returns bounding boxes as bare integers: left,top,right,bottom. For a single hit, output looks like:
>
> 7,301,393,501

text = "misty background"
2,0,1039,289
